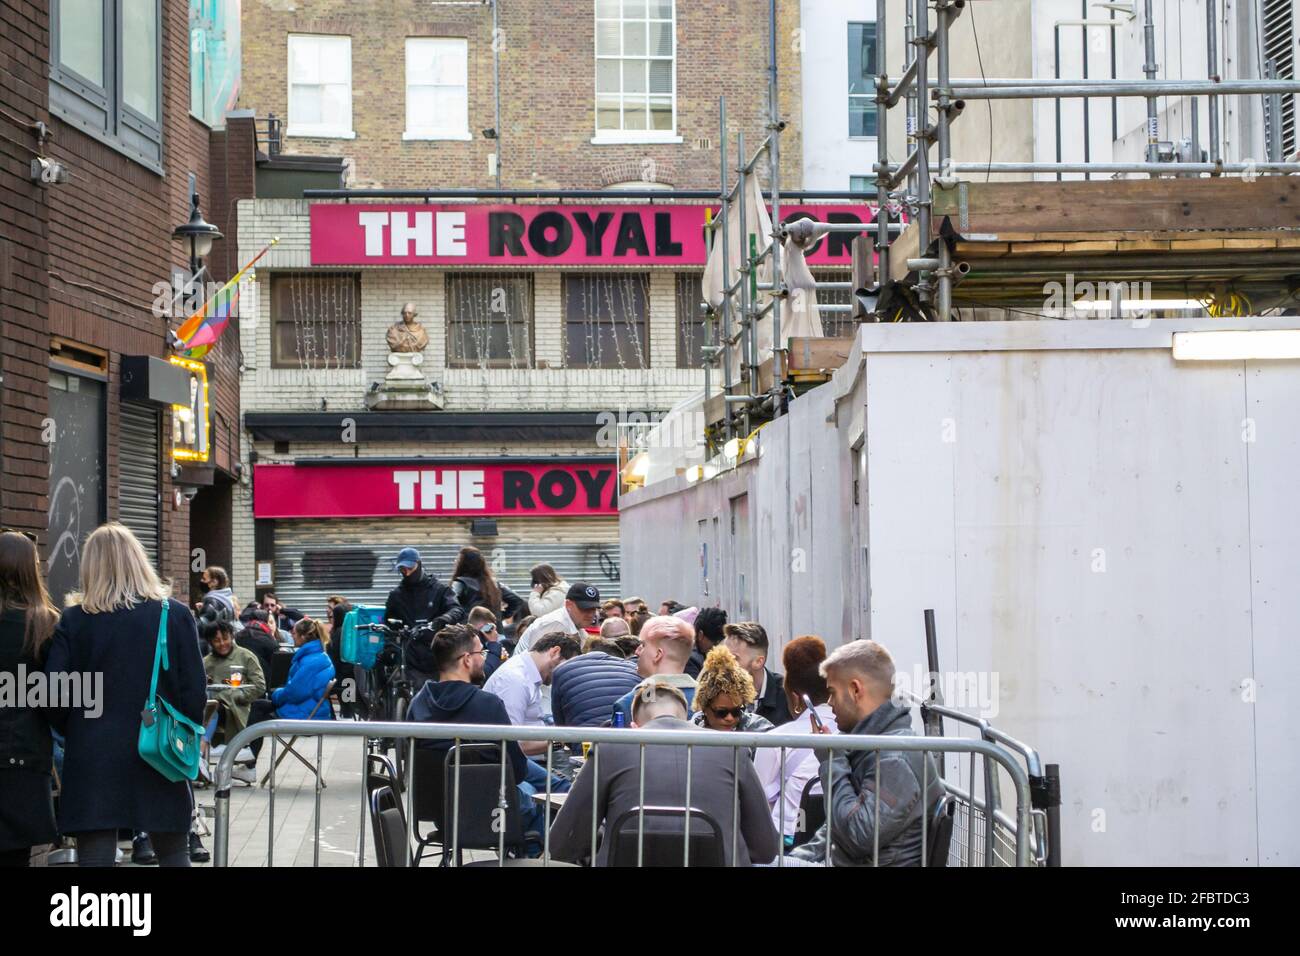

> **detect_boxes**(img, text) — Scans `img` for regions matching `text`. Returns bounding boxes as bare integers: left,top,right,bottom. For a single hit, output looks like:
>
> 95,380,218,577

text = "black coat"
384,568,463,676
44,598,206,834
450,576,526,624
0,609,53,773
755,668,793,726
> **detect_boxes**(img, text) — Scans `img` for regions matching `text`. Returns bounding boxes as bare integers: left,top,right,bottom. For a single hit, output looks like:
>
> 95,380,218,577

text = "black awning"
243,410,639,444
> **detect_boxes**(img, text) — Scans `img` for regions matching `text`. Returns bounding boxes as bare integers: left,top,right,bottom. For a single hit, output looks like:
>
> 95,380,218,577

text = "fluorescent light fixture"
1072,298,1204,312
1173,329,1300,361
723,437,740,459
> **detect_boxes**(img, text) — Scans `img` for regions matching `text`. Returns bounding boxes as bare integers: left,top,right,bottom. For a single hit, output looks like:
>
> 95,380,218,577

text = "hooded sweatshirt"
406,678,528,785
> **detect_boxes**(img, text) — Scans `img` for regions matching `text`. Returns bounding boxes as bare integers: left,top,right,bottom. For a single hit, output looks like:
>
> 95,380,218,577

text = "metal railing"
211,718,1044,868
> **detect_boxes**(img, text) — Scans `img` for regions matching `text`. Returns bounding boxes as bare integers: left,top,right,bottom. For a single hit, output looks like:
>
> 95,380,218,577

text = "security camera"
30,157,69,186
180,486,200,503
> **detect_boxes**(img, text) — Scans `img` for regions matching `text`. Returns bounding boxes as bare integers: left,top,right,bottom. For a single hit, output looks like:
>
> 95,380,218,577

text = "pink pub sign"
309,202,879,267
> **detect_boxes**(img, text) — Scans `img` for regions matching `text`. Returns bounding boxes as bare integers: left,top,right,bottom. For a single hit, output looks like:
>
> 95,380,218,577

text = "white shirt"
751,703,839,839
516,604,579,653
482,649,545,727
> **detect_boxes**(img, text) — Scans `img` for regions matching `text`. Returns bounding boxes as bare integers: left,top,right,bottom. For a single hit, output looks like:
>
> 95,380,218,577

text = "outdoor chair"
436,742,539,866
927,792,957,867
259,679,337,788
606,806,726,867
793,775,826,847
370,785,409,867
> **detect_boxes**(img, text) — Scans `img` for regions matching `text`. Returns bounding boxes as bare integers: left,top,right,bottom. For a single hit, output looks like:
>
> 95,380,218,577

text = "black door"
47,371,106,606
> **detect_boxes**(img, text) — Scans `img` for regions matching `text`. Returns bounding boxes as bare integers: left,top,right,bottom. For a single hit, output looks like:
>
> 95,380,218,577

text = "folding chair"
437,743,543,867
410,745,445,866
369,785,410,867
793,775,826,848
260,679,337,788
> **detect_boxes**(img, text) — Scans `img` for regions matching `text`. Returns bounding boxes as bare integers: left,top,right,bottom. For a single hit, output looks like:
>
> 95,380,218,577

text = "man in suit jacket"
724,622,793,726
548,680,780,867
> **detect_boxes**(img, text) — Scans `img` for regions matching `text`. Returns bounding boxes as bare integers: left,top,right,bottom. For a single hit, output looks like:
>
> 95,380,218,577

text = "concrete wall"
620,317,1300,865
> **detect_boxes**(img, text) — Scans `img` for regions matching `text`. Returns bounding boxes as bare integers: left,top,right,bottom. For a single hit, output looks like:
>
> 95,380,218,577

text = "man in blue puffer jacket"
551,640,640,728
246,618,335,771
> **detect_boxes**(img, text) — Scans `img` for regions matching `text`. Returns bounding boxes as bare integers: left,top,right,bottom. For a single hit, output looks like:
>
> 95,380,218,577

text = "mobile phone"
802,694,824,731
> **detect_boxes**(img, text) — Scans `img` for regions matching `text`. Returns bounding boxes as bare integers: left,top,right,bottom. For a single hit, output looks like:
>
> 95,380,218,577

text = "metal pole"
1207,0,1221,164
948,79,1300,98
719,97,734,444
1266,60,1283,163
314,736,324,867
951,160,1300,174
935,0,954,322
736,128,754,402
914,0,931,254
767,0,784,393
875,0,890,286
543,743,553,865
492,0,502,189
1081,2,1091,180
1054,25,1063,182
1142,0,1159,165
904,5,918,204
267,736,276,867
357,738,367,866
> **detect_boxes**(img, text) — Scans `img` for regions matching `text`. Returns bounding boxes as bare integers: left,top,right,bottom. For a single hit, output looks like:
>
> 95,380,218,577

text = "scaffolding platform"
890,179,1300,309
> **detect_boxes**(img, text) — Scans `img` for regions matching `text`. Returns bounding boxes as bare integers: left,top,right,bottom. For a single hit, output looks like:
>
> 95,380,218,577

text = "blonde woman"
44,523,205,867
691,644,774,734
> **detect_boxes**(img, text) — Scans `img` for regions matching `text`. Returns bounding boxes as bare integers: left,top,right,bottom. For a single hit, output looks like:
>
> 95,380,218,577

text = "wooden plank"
788,336,854,372
1058,240,1119,253
1170,239,1225,250
1010,241,1067,254
1116,239,1172,252
888,222,924,283
954,241,1011,257
1222,237,1277,249
933,178,1300,232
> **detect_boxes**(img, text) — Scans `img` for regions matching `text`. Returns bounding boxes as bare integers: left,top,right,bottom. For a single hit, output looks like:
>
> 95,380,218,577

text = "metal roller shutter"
119,403,161,568
271,516,622,615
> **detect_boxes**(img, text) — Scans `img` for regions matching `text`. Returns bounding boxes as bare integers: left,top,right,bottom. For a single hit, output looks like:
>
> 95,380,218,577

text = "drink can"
581,742,592,759
612,710,626,728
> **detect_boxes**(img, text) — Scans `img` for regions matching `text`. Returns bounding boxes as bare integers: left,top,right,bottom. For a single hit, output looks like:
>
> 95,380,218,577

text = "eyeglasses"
710,706,744,720
459,648,490,660
0,528,37,543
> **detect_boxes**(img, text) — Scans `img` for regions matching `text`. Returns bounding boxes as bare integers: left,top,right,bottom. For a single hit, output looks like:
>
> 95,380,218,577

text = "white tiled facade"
232,199,705,598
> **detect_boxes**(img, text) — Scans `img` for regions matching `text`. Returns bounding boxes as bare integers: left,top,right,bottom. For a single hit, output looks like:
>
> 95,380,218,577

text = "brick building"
0,0,248,604
228,1,876,611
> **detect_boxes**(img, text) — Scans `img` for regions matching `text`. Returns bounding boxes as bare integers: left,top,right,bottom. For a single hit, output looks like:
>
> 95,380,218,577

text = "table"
531,791,568,810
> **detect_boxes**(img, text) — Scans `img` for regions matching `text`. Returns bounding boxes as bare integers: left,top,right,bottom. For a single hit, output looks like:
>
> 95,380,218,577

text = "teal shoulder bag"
138,600,204,783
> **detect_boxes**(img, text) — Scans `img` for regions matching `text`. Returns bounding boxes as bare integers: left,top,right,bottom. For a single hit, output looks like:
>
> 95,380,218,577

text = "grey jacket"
548,716,780,867
790,700,943,867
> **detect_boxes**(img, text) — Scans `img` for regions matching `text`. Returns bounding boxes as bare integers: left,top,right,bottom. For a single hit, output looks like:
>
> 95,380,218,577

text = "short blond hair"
630,678,689,723
820,639,895,695
67,522,169,613
638,615,694,666
694,644,757,711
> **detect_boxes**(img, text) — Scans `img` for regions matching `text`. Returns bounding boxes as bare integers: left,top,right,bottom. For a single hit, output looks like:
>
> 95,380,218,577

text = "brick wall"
34,0,234,593
0,0,51,539
238,0,803,191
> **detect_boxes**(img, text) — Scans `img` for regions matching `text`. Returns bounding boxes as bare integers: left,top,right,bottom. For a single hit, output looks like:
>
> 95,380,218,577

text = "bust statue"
386,302,429,353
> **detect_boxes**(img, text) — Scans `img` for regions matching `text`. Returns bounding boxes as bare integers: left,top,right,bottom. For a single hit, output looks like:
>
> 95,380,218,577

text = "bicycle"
362,619,436,781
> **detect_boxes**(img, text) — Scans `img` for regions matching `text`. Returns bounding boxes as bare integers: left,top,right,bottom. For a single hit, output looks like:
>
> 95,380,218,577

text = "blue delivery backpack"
340,605,386,669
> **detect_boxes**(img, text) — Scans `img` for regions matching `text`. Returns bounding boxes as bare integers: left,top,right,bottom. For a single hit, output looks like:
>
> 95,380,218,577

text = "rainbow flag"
174,237,279,358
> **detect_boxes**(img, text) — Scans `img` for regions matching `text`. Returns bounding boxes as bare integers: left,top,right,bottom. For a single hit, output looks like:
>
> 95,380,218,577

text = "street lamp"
171,183,222,278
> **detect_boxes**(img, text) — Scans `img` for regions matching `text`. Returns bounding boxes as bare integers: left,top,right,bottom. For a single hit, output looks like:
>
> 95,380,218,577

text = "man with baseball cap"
514,582,602,654
383,546,464,687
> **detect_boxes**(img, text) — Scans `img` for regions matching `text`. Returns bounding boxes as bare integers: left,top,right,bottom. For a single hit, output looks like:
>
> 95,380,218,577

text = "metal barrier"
907,693,1060,867
212,718,1042,868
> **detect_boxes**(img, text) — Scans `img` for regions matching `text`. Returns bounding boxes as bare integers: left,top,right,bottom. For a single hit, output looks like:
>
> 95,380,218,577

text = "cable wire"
968,2,993,182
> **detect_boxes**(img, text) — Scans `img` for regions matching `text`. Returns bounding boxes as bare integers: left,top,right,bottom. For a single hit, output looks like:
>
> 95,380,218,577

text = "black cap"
566,582,601,609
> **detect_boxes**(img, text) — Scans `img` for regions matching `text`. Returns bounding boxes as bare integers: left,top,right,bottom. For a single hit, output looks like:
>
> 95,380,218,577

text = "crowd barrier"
212,717,1053,867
